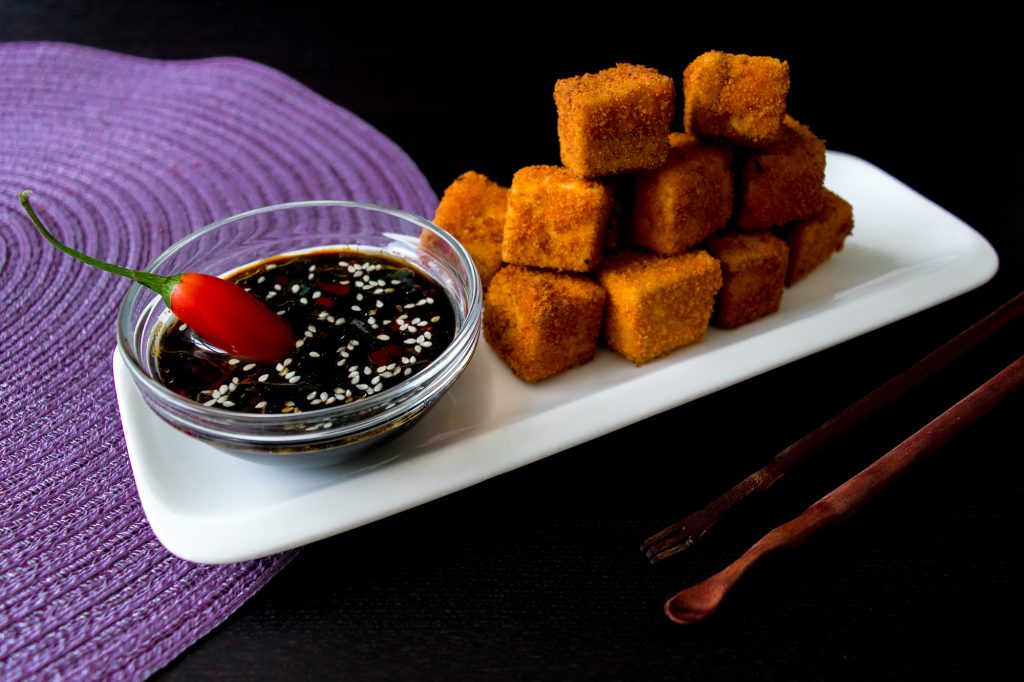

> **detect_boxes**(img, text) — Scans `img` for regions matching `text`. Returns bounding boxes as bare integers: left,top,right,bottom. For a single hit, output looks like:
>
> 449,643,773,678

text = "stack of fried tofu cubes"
433,51,854,382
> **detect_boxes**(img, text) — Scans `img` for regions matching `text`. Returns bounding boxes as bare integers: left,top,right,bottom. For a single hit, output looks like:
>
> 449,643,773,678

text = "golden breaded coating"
433,170,507,243
631,132,734,255
735,116,826,229
483,265,606,382
461,239,503,289
683,50,790,148
432,171,508,288
598,250,722,365
554,63,675,178
502,165,612,272
777,188,854,286
704,230,789,328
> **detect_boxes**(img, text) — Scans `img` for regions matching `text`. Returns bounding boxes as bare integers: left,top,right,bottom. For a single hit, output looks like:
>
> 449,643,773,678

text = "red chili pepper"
19,191,295,363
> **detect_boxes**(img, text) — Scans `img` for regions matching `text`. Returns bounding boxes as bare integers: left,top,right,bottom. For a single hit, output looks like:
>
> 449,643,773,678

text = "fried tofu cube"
704,230,789,328
777,188,854,286
735,116,826,229
598,250,722,365
631,132,734,255
683,50,790,148
432,171,508,288
554,63,675,178
483,265,606,382
502,165,612,272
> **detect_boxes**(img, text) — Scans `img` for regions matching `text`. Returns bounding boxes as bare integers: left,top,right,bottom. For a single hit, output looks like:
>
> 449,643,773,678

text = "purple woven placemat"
0,42,437,680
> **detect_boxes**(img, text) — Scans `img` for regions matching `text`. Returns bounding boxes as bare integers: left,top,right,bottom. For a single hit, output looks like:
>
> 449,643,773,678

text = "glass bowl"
117,200,482,467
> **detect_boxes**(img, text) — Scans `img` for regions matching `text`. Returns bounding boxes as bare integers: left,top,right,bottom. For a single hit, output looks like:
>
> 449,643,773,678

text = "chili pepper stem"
19,190,179,305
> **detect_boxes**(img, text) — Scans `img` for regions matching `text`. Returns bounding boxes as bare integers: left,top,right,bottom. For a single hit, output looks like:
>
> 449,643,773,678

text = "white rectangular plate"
114,152,998,564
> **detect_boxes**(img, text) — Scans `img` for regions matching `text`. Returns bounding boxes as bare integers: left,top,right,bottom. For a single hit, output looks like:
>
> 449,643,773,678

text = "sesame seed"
223,401,236,407
255,401,267,409
295,339,305,348
228,358,240,366
178,323,188,332
275,284,282,291
285,371,295,379
312,291,321,299
291,284,300,293
299,297,308,305
257,276,265,283
284,358,292,366
351,305,361,312
277,310,286,315
307,391,317,400
243,363,256,371
266,263,277,270
376,334,389,341
309,351,321,358
265,291,276,299
288,375,301,383
203,399,217,406
258,374,270,382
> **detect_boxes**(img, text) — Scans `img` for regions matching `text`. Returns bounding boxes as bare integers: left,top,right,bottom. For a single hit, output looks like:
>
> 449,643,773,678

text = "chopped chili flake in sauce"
153,248,455,413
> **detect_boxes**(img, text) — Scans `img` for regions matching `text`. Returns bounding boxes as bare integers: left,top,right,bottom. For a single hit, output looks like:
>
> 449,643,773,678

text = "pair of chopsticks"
641,291,1023,624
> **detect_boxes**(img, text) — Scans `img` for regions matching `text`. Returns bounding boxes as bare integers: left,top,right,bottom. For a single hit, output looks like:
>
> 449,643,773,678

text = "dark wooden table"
4,5,1021,679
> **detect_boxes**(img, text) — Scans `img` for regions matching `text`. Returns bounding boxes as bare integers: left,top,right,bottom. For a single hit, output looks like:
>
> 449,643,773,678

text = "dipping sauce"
153,248,456,413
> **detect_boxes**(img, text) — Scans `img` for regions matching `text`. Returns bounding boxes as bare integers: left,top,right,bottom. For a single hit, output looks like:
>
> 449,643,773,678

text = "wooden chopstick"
663,352,1024,624
642,290,1024,563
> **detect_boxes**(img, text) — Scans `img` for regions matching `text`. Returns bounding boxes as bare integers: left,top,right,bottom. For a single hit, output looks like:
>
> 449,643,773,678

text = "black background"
3,4,1022,680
